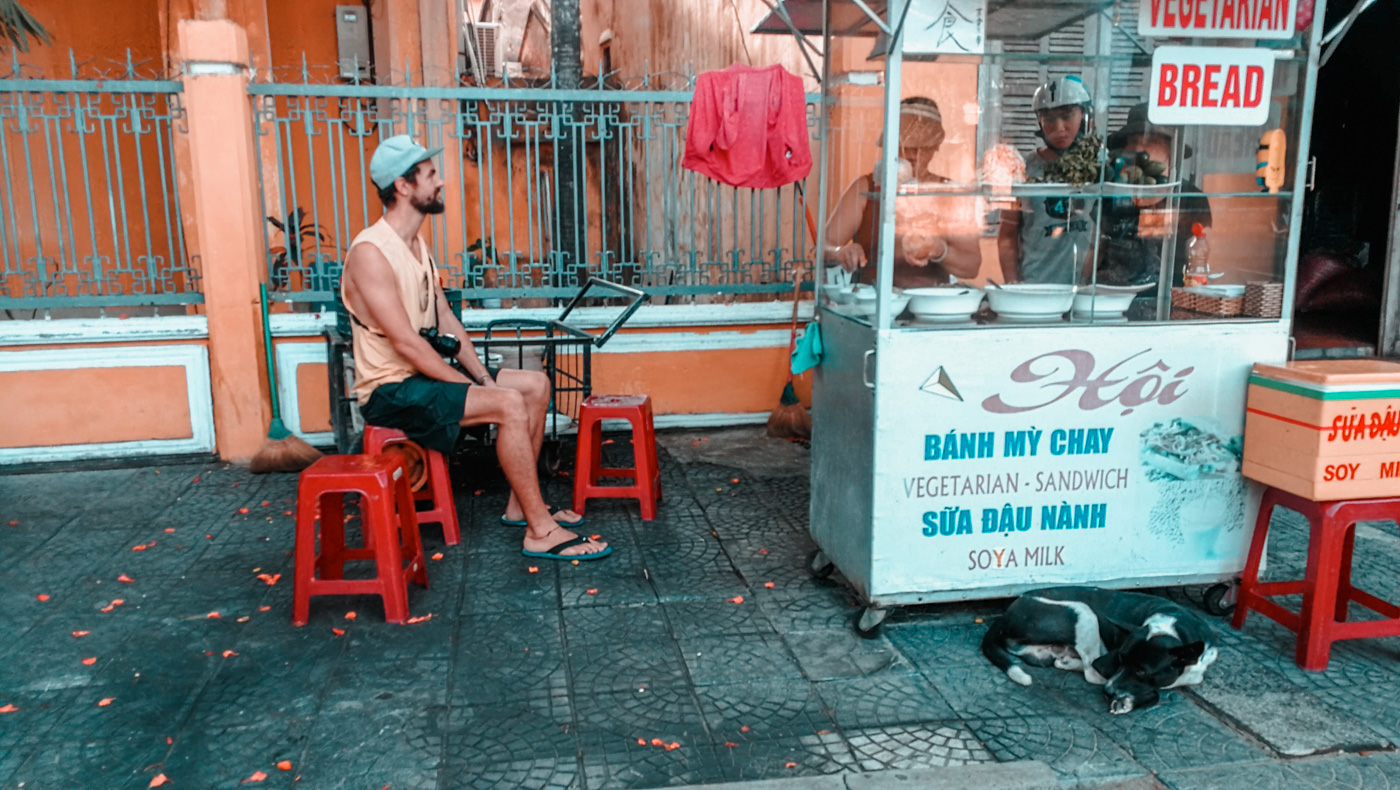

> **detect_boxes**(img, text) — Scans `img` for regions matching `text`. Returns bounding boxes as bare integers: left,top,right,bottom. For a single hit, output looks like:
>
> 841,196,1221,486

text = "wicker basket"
1244,281,1285,318
1171,287,1245,317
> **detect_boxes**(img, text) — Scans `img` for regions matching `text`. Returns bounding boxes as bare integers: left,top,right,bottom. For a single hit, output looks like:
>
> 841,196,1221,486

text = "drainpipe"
552,0,582,283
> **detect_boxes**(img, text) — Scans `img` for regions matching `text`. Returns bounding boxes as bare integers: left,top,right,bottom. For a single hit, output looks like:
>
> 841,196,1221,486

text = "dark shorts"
361,374,470,455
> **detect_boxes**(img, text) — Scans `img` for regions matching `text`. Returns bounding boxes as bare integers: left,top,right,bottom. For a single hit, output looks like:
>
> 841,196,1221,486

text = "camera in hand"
419,327,462,362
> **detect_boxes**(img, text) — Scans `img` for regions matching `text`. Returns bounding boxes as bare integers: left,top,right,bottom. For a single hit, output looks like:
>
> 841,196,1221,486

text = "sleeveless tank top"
342,218,438,404
854,178,955,289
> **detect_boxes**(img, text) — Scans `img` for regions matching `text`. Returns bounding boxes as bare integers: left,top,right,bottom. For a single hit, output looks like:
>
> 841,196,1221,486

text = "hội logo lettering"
981,349,1194,416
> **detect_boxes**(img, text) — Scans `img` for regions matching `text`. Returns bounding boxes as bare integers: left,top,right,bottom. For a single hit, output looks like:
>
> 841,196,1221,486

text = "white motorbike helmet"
1031,75,1094,149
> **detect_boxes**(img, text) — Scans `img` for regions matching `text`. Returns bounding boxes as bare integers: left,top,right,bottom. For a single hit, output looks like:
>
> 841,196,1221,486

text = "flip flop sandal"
521,535,612,561
500,505,586,528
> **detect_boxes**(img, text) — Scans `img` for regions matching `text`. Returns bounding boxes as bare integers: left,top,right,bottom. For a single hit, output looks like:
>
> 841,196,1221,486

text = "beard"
412,192,445,215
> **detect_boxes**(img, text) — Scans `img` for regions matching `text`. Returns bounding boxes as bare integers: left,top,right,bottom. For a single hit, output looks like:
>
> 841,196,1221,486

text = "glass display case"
813,0,1312,329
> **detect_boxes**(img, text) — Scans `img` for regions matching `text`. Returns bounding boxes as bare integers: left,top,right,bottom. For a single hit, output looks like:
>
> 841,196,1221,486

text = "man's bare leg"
496,369,584,525
463,386,604,556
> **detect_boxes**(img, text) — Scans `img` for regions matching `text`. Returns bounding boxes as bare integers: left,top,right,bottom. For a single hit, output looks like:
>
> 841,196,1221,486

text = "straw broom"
767,271,811,440
250,283,324,473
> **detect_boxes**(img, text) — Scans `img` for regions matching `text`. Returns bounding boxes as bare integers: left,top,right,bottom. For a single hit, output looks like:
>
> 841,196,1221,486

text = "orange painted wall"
592,346,813,414
0,365,192,448
296,360,333,433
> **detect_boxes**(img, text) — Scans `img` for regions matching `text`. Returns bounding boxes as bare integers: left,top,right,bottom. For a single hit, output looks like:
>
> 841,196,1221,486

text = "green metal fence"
251,70,819,305
0,54,198,317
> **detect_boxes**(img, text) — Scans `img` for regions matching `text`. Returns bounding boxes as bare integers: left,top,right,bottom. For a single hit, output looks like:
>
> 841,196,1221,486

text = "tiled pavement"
4,427,1400,789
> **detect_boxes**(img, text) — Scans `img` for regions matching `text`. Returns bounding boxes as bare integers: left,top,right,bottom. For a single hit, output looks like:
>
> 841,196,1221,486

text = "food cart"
768,0,1325,635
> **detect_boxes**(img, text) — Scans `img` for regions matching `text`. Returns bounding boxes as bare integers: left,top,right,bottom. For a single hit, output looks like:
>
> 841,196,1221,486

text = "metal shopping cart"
326,278,646,474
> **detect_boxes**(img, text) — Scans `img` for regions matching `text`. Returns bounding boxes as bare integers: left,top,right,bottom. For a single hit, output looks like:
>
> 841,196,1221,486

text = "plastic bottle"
1185,223,1210,286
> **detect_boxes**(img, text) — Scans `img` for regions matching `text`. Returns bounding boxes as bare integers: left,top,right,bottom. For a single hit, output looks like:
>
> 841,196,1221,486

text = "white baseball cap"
369,135,442,190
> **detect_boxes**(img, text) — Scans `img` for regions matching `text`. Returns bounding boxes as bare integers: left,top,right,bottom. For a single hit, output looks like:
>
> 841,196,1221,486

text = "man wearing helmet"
998,75,1099,285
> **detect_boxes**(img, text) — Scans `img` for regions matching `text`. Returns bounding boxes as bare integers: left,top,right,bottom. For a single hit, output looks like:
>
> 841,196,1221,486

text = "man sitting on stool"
340,135,609,561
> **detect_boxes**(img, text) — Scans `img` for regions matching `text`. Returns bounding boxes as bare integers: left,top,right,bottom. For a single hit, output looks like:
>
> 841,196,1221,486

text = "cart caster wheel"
854,606,888,639
808,549,834,580
1203,583,1236,617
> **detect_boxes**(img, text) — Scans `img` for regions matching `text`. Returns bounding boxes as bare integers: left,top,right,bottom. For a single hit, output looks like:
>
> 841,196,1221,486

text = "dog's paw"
1054,655,1084,671
1109,695,1135,715
1007,666,1034,687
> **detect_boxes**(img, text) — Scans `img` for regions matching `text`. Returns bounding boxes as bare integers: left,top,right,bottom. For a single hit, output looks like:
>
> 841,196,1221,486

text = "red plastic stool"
292,454,428,625
1233,486,1400,670
362,425,460,545
573,394,661,521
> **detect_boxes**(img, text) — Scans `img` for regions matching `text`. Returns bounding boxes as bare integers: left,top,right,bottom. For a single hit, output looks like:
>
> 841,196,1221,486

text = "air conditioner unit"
462,20,503,80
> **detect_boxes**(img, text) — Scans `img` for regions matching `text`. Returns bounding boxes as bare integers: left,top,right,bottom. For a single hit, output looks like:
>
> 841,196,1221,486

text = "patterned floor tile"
694,679,835,740
815,674,957,728
676,633,802,686
841,721,995,771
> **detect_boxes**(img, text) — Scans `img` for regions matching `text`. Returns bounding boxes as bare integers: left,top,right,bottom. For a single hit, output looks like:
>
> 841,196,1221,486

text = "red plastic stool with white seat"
292,454,428,625
361,424,460,545
572,394,661,521
1233,485,1400,670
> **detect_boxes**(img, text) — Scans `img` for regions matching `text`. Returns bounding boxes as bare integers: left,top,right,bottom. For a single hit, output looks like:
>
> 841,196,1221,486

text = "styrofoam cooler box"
1243,360,1400,500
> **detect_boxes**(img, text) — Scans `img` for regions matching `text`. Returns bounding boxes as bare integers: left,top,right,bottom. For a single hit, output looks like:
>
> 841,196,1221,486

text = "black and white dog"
980,586,1218,714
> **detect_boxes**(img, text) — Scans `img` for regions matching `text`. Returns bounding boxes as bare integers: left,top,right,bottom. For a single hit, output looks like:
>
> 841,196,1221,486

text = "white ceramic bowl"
986,283,1076,319
904,286,985,322
849,285,911,317
1072,285,1141,318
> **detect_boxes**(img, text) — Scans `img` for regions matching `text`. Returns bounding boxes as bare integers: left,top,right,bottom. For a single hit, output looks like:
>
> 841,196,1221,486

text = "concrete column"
178,19,268,462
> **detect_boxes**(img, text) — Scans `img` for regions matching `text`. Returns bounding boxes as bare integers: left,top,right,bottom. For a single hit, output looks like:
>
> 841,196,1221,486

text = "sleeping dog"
980,586,1218,714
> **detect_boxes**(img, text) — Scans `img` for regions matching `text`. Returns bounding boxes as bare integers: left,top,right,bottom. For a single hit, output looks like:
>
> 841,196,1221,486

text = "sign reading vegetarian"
1138,0,1296,39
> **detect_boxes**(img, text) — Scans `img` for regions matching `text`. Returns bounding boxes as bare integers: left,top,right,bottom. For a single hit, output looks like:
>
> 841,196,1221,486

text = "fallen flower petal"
98,698,114,707
665,742,680,751
207,611,221,619
260,501,270,507
725,741,738,748
431,552,444,561
112,598,125,606
237,508,249,514
405,614,433,624
636,738,646,746
100,605,114,613
117,574,134,583
222,650,238,658
764,582,775,589
331,628,345,636
473,489,484,496
728,596,744,604
740,725,750,733
785,762,797,768
256,574,281,586
36,594,50,602
131,544,148,551
650,738,664,747
590,534,601,541
242,770,267,783
527,566,539,574
0,704,17,713
277,761,292,771
81,657,97,665
7,520,17,525
730,478,740,484
149,774,170,787
72,630,90,638
586,588,598,595
344,611,357,621
258,606,270,612
602,439,615,445
164,528,176,533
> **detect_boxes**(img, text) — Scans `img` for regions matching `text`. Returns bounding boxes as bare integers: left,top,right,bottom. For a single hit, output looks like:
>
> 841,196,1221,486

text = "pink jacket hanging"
682,63,812,189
